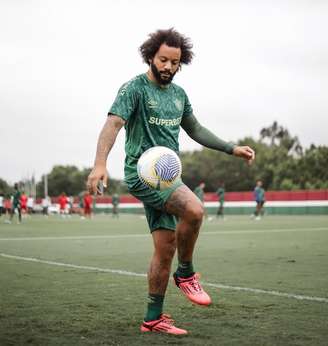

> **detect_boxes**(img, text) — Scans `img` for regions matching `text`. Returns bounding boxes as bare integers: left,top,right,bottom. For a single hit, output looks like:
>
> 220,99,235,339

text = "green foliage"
297,145,328,189
260,120,303,156
181,144,256,192
105,177,128,195
4,121,326,195
181,122,327,191
0,178,12,197
36,165,90,197
36,165,128,197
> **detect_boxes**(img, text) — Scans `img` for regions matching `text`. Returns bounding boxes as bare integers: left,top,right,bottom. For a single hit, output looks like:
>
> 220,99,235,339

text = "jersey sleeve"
183,91,193,117
108,81,139,121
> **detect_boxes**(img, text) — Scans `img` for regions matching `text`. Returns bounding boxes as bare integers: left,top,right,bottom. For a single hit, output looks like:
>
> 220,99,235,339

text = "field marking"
0,234,148,241
204,283,328,303
1,253,327,304
203,227,328,236
0,253,146,277
0,226,327,242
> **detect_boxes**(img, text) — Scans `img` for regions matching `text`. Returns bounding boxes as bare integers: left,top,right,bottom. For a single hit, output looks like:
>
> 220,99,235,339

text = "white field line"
0,253,146,277
1,253,327,304
203,282,328,303
0,227,327,242
93,201,328,208
0,234,148,241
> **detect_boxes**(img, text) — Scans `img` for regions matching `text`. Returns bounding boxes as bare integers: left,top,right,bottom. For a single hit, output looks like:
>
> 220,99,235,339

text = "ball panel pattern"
154,154,181,182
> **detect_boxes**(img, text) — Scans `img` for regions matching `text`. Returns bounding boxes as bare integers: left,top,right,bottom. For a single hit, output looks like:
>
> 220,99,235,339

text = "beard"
150,62,176,85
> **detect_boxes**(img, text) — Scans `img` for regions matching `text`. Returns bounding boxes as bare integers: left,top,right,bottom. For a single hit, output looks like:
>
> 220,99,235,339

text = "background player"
193,182,205,203
20,192,28,216
0,192,4,218
216,182,225,219
83,191,93,219
111,193,120,218
253,179,266,220
42,195,50,216
10,183,22,224
27,195,34,215
58,192,67,217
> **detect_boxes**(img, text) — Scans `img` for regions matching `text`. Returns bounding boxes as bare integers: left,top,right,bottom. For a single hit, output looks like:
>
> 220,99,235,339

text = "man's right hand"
87,165,108,195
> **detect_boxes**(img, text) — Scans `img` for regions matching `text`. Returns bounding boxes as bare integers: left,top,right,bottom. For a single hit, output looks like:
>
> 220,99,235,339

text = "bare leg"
165,185,204,262
18,207,22,222
10,207,14,221
164,185,211,306
259,201,265,216
255,202,260,216
148,230,176,295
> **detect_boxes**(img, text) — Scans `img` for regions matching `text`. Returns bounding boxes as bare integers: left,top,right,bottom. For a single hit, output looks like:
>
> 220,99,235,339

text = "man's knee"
184,202,204,225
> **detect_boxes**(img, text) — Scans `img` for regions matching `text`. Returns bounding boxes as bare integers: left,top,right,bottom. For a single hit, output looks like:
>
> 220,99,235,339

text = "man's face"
150,43,181,85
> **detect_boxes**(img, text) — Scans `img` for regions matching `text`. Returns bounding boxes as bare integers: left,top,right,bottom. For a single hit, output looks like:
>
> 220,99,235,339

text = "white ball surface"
137,146,182,190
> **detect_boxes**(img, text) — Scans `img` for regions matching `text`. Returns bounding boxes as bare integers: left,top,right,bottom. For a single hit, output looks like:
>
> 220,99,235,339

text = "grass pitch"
0,214,328,345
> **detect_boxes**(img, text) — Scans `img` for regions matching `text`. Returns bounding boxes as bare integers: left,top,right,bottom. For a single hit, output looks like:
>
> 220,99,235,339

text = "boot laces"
160,314,174,326
189,276,202,293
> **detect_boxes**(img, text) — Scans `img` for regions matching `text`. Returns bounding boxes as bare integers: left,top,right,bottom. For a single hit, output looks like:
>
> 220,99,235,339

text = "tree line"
182,122,328,191
1,122,327,196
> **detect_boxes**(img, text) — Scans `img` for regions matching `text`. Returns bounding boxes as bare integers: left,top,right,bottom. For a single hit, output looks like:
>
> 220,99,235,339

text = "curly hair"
139,28,194,65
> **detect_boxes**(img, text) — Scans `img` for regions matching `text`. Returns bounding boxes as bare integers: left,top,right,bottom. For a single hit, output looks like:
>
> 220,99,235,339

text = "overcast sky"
1,0,327,184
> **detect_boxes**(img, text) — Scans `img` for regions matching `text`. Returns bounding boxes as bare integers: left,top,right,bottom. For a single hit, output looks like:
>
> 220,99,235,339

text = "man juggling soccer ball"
87,28,255,335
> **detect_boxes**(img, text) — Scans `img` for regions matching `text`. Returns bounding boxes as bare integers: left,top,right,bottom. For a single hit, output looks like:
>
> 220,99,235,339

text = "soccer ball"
137,146,182,190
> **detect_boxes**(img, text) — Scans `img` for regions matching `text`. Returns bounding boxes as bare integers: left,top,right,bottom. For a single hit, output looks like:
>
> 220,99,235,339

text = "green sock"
175,261,194,278
144,294,164,322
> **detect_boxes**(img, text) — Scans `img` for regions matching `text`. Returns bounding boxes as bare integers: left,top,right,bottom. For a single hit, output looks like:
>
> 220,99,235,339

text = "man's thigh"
128,178,183,232
128,178,183,210
164,184,203,218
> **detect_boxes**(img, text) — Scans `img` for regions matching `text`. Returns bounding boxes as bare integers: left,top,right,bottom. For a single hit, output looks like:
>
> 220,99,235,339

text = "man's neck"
146,70,156,84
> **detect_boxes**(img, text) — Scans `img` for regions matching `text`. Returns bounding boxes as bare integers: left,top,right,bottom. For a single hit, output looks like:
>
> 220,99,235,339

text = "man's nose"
164,61,172,71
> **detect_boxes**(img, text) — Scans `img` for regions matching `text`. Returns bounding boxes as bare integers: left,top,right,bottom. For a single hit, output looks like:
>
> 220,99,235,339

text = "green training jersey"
109,74,193,185
13,190,21,207
216,187,225,202
112,194,119,206
193,186,204,202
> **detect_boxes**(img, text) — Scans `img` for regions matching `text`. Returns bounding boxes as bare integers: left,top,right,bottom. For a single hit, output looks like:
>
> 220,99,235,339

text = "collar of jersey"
143,73,171,90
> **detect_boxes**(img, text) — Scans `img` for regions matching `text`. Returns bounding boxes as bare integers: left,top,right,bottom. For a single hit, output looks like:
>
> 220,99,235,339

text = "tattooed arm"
87,115,125,194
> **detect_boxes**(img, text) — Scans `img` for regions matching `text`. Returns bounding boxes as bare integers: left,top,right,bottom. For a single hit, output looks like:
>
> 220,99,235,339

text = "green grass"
0,214,328,345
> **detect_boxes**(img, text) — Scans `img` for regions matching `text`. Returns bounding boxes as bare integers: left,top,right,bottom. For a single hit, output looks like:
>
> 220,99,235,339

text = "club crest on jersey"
147,99,158,109
174,99,183,111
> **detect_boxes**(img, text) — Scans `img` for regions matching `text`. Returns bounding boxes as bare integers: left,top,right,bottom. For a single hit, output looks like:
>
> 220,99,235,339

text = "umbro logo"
147,99,158,109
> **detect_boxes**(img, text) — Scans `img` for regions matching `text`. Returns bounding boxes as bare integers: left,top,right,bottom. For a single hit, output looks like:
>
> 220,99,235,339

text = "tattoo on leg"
165,186,204,262
165,186,193,217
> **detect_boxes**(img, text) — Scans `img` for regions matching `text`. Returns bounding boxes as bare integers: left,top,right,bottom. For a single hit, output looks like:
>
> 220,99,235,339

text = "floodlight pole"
44,174,48,197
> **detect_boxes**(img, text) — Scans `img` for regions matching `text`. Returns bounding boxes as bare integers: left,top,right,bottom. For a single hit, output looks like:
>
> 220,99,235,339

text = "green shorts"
127,177,183,232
